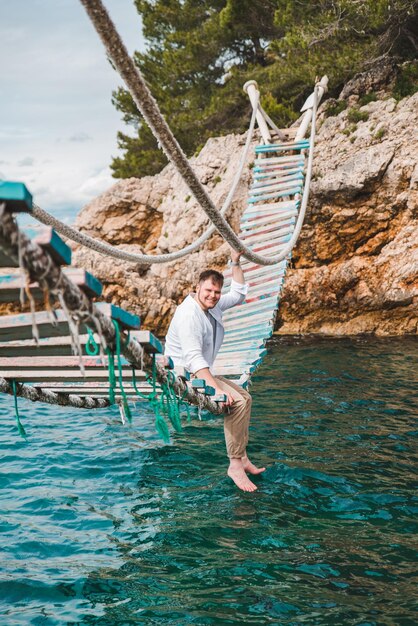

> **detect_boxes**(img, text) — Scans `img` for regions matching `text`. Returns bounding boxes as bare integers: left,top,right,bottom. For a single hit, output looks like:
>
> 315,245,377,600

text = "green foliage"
111,0,418,178
347,108,369,123
373,127,387,140
393,61,418,100
325,99,348,118
358,92,378,106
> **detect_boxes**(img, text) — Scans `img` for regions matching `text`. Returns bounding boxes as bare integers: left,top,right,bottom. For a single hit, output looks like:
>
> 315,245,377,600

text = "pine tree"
111,0,418,178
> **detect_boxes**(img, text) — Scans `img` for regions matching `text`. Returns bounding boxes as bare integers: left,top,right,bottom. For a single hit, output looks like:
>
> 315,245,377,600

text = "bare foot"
227,461,257,492
242,456,266,475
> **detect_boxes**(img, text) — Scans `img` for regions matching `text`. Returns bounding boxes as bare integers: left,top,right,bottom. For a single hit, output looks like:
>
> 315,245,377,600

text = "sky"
0,0,144,223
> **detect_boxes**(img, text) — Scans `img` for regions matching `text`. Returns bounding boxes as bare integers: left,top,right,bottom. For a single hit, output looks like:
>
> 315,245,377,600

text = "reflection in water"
0,337,417,624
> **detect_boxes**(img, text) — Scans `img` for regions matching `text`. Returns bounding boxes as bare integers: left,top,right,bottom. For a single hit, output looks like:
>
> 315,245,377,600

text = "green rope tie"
112,319,132,423
85,327,100,356
12,380,27,439
106,346,116,405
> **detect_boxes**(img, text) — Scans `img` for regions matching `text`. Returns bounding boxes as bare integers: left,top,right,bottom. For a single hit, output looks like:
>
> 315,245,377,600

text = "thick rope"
31,91,259,266
0,209,224,415
77,0,315,266
1,377,110,409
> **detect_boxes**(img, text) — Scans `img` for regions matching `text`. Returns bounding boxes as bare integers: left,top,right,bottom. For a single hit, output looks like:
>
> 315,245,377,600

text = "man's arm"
231,248,244,284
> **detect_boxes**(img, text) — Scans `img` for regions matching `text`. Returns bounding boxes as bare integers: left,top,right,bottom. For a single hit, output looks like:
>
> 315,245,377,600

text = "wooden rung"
0,268,103,302
0,368,146,383
191,378,206,389
255,140,309,153
155,354,174,369
33,227,72,265
0,330,161,357
248,186,302,204
0,181,32,212
129,331,163,354
94,302,140,330
0,355,131,369
173,365,191,380
0,251,18,268
0,310,71,341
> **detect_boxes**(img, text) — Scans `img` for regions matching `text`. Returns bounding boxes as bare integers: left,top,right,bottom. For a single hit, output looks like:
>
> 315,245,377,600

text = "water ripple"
0,337,417,624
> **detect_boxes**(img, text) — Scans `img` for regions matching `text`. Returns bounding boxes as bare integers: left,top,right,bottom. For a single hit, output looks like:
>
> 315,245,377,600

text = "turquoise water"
1,337,417,625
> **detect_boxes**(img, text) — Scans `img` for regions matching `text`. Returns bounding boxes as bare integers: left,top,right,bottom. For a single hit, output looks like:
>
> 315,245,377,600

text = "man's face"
196,278,222,311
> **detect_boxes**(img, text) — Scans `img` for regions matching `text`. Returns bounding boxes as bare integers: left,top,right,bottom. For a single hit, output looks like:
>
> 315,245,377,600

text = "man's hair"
198,269,224,287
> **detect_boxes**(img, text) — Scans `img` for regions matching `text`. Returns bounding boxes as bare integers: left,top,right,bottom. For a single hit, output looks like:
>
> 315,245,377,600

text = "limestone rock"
72,86,418,337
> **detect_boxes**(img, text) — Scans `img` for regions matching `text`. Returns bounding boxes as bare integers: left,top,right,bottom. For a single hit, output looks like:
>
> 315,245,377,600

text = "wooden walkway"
214,140,308,386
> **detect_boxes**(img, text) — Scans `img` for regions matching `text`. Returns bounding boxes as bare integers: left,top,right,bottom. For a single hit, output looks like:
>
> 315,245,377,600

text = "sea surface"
0,337,417,625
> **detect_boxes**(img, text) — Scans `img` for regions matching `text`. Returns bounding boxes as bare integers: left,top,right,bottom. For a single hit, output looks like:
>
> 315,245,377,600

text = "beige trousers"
215,376,252,459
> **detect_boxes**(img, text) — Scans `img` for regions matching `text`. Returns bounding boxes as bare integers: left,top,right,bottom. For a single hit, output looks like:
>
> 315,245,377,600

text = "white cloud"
0,0,144,222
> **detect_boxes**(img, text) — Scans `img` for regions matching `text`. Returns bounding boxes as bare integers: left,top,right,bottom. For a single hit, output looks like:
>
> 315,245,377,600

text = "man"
165,249,265,492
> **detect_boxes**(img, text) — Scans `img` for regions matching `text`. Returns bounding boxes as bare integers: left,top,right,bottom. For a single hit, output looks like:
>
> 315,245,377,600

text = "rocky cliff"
73,82,417,337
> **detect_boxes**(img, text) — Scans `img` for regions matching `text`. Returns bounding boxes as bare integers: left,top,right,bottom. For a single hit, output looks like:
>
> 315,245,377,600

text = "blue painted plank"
0,181,32,212
33,227,72,265
94,302,140,330
248,186,302,203
191,378,206,389
255,141,309,153
131,330,163,354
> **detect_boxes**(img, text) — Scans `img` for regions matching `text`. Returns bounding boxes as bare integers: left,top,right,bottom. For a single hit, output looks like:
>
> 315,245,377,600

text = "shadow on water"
0,337,417,625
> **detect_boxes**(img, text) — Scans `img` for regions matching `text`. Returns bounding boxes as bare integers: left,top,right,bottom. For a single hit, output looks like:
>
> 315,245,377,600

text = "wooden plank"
240,224,294,245
0,268,103,302
248,186,302,204
253,165,303,179
224,259,287,281
243,199,297,215
33,227,72,265
0,181,32,212
0,355,126,369
222,297,277,321
250,179,303,196
251,173,304,190
224,320,273,338
129,330,163,354
255,140,309,153
156,354,174,369
0,310,72,341
248,233,291,252
225,270,285,294
223,309,277,329
254,154,305,166
0,368,146,383
215,347,267,363
0,330,161,357
241,211,297,230
173,365,191,380
94,302,140,330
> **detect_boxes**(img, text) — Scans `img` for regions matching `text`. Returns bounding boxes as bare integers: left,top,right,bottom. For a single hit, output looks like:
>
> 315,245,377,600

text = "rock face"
73,89,417,337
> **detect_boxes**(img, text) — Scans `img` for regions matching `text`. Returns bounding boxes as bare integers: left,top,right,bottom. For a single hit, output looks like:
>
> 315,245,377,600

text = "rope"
12,380,27,439
76,0,317,267
31,90,259,265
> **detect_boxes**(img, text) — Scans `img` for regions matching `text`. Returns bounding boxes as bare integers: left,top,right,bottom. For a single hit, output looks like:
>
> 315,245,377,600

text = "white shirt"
165,279,248,374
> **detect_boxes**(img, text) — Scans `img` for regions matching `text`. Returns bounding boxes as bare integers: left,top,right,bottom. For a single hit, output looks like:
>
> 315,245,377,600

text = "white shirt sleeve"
218,279,248,312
